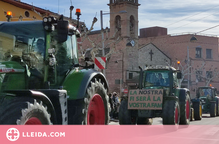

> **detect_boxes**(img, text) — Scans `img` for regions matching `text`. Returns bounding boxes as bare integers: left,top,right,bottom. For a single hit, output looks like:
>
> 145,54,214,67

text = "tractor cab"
142,65,182,97
0,17,80,91
197,87,217,102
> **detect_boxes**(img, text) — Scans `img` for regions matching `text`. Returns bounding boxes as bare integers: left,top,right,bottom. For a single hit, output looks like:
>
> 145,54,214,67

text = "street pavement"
109,114,219,125
108,114,219,144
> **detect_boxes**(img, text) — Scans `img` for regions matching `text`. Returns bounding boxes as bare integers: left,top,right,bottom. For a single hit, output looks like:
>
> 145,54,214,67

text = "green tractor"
119,65,191,125
191,86,219,118
0,12,109,125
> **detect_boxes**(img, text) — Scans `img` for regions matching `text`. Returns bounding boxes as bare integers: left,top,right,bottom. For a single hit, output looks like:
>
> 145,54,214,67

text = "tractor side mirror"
57,21,68,43
177,71,182,79
214,90,217,96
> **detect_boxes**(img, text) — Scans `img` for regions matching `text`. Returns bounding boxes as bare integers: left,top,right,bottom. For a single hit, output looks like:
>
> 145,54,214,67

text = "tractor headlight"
43,17,48,23
48,17,52,22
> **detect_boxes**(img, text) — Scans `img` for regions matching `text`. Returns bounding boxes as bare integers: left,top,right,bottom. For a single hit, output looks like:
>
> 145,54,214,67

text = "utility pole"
187,46,190,89
100,10,105,76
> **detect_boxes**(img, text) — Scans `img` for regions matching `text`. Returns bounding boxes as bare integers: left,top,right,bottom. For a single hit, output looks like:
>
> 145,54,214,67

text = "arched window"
115,15,121,37
130,15,135,35
115,15,121,31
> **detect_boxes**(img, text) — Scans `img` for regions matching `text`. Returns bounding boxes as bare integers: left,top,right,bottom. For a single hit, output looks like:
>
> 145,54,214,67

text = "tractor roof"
198,86,216,90
0,20,80,37
145,65,176,71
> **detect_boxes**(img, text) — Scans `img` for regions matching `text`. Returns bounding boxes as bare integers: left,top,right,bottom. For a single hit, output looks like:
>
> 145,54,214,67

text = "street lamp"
187,35,198,89
100,10,127,76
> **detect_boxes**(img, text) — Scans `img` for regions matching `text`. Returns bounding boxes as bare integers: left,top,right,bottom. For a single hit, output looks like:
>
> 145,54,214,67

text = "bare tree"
197,66,219,86
78,17,123,65
176,58,219,87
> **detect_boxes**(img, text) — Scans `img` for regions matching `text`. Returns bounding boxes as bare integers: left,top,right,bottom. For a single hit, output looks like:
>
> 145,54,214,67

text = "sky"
22,0,219,36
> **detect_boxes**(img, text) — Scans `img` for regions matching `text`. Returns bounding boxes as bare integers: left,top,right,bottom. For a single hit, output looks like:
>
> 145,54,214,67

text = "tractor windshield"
50,30,79,76
199,88,213,97
0,21,45,70
144,70,170,87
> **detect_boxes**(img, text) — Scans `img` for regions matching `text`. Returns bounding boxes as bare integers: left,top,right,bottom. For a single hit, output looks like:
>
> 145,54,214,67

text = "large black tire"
216,99,219,116
163,100,180,125
0,98,52,125
80,79,109,125
137,117,153,125
193,101,202,120
210,101,216,117
119,99,136,125
179,93,191,125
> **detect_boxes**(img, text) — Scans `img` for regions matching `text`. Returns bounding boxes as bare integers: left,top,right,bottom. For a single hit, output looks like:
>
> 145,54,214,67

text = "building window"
115,79,121,84
128,73,133,79
115,15,121,31
206,49,212,59
25,11,30,17
130,15,135,35
115,15,121,38
196,48,202,58
196,71,202,82
206,71,213,79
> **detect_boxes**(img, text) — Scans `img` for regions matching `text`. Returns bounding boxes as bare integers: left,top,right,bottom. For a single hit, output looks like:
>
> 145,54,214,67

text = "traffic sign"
95,57,106,69
124,89,128,94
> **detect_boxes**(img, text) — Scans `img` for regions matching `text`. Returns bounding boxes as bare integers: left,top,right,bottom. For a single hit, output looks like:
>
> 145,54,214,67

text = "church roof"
139,43,171,61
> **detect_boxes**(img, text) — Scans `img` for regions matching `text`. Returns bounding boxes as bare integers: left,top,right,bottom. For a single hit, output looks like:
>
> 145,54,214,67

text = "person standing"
108,93,114,119
157,73,165,85
112,92,120,119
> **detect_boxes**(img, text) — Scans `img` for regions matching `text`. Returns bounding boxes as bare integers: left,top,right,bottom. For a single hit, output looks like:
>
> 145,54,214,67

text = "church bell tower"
107,0,140,93
108,0,140,40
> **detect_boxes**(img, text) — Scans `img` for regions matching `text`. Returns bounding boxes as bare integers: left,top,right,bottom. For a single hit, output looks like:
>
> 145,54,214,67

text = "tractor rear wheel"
179,93,191,125
119,99,136,125
0,98,52,125
163,100,180,125
193,101,202,120
210,102,216,117
82,79,109,125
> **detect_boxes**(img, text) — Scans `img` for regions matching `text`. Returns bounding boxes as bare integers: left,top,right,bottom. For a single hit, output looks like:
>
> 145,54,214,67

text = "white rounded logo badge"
6,128,20,141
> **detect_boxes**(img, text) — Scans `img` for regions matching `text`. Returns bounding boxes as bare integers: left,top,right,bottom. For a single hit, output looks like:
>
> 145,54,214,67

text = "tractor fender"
214,96,219,101
191,98,201,103
178,88,190,102
163,96,179,101
62,68,109,100
4,90,57,124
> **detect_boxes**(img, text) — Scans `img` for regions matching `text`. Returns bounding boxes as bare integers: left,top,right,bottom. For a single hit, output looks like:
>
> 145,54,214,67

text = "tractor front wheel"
216,99,219,116
210,102,216,117
193,101,202,120
179,93,191,125
119,99,136,125
83,79,109,125
163,100,180,125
